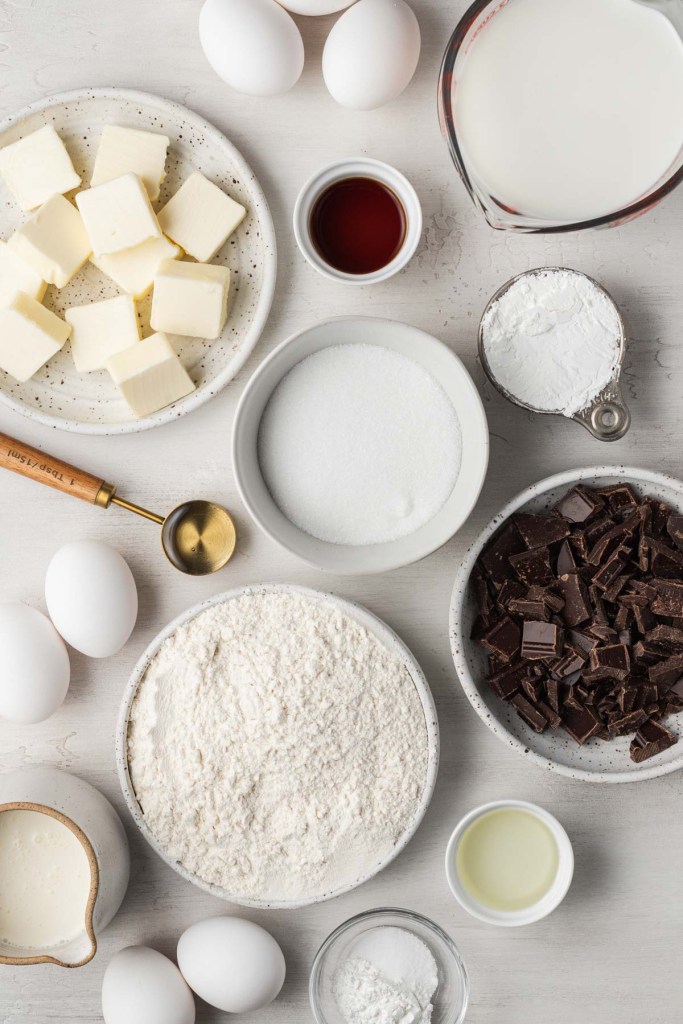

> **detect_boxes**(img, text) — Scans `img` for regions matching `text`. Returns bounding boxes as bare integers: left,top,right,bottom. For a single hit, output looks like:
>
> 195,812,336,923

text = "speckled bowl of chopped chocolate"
450,467,683,782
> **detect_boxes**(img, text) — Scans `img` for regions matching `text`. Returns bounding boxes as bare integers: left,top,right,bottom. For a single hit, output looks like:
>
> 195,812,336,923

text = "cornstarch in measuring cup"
481,269,622,417
334,926,439,1024
258,344,462,546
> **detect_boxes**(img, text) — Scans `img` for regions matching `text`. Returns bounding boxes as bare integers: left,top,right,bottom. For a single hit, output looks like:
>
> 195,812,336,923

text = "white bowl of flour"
117,584,439,907
232,317,489,574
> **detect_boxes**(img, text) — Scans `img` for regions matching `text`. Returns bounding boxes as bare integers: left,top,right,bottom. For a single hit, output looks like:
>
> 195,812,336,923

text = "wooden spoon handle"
0,432,116,507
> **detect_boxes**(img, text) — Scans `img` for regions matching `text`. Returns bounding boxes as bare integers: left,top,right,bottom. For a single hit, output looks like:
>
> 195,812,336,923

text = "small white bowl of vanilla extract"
445,800,574,927
293,157,422,285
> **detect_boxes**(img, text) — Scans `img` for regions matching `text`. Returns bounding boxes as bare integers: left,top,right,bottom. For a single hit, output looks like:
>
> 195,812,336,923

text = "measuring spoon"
478,268,631,443
0,432,237,576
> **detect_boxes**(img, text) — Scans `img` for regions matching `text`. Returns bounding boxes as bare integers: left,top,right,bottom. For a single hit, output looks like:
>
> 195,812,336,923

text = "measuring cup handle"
573,383,631,443
0,432,116,507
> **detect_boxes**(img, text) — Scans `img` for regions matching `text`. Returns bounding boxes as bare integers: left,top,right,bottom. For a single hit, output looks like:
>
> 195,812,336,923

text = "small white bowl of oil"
444,800,574,927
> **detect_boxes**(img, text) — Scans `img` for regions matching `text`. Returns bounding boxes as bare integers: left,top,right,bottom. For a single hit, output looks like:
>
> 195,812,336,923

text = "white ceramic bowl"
444,800,574,927
116,583,439,909
0,88,277,434
293,158,422,284
232,317,489,575
450,466,683,783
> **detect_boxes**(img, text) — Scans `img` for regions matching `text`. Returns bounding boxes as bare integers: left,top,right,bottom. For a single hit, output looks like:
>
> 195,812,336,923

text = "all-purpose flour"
481,269,622,417
127,589,429,902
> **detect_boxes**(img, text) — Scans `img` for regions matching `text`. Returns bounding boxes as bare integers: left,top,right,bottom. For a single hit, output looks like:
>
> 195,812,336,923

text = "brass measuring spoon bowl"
478,268,631,443
0,432,237,576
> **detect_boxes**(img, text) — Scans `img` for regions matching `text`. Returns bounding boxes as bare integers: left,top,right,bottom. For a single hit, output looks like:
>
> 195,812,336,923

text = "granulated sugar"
258,343,462,546
481,269,622,417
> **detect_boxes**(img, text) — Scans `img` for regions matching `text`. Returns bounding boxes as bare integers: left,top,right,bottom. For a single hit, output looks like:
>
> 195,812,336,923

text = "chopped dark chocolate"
553,485,603,524
509,547,554,587
510,694,548,733
521,621,564,661
558,573,592,627
472,482,683,764
480,616,521,662
513,512,570,550
630,719,678,763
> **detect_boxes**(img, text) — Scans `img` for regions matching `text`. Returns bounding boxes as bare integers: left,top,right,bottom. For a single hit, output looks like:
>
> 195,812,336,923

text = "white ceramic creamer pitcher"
0,766,130,968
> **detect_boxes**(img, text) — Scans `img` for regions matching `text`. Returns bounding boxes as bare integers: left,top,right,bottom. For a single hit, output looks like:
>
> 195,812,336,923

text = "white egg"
177,916,286,1013
278,0,356,14
45,541,138,659
102,946,195,1024
199,0,305,97
0,603,70,724
323,0,421,110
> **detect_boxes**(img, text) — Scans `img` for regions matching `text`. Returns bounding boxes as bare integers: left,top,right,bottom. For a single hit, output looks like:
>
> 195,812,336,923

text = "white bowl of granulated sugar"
232,316,489,575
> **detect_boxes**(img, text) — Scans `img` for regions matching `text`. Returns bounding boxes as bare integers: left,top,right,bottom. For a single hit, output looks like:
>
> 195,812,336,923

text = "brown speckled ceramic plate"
450,466,683,783
0,88,277,434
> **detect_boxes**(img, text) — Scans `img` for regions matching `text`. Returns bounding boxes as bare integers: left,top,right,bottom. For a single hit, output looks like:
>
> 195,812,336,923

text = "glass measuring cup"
438,0,683,232
478,268,631,441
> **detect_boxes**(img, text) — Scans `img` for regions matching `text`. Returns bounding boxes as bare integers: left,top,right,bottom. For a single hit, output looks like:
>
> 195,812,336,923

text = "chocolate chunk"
495,579,525,612
608,710,648,736
551,651,586,679
558,573,592,627
666,514,683,552
513,513,570,550
591,546,630,590
589,644,631,681
553,485,603,524
561,704,602,745
633,640,669,666
643,497,676,536
522,676,544,703
596,483,639,514
557,540,577,576
488,661,529,701
509,547,554,587
646,539,683,579
603,574,631,604
568,630,599,657
510,694,548,733
651,580,683,618
508,598,549,620
480,616,521,662
480,522,526,582
649,654,683,688
645,624,683,650
535,699,562,730
546,678,561,713
630,719,678,763
521,621,564,661
633,603,655,636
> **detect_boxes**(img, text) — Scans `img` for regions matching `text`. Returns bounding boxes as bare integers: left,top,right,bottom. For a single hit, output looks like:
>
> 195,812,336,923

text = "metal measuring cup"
478,268,631,442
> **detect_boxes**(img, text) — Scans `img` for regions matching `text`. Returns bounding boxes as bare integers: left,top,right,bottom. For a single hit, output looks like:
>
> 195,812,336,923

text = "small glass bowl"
309,908,469,1024
438,0,683,233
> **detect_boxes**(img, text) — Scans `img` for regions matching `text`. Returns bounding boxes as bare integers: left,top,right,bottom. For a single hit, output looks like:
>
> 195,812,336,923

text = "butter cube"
91,235,181,300
107,332,195,418
0,241,46,304
65,295,140,373
151,259,230,339
91,126,170,201
75,173,162,257
0,125,81,211
8,195,91,288
0,291,71,382
157,172,246,262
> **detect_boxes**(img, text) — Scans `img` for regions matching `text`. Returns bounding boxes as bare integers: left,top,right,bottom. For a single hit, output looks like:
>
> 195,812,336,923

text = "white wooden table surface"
1,1,682,1021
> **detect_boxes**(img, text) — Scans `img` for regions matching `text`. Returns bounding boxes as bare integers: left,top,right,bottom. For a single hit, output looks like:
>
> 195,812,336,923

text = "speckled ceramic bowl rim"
0,87,277,435
116,582,440,908
444,799,574,927
310,907,469,1024
449,466,683,784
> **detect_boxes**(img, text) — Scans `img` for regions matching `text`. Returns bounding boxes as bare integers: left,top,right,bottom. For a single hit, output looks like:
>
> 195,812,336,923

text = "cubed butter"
0,241,46,304
106,332,195,418
8,194,91,288
91,235,181,299
157,171,246,262
151,259,230,339
91,126,170,201
65,294,140,373
0,291,71,382
75,173,162,257
0,125,81,212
